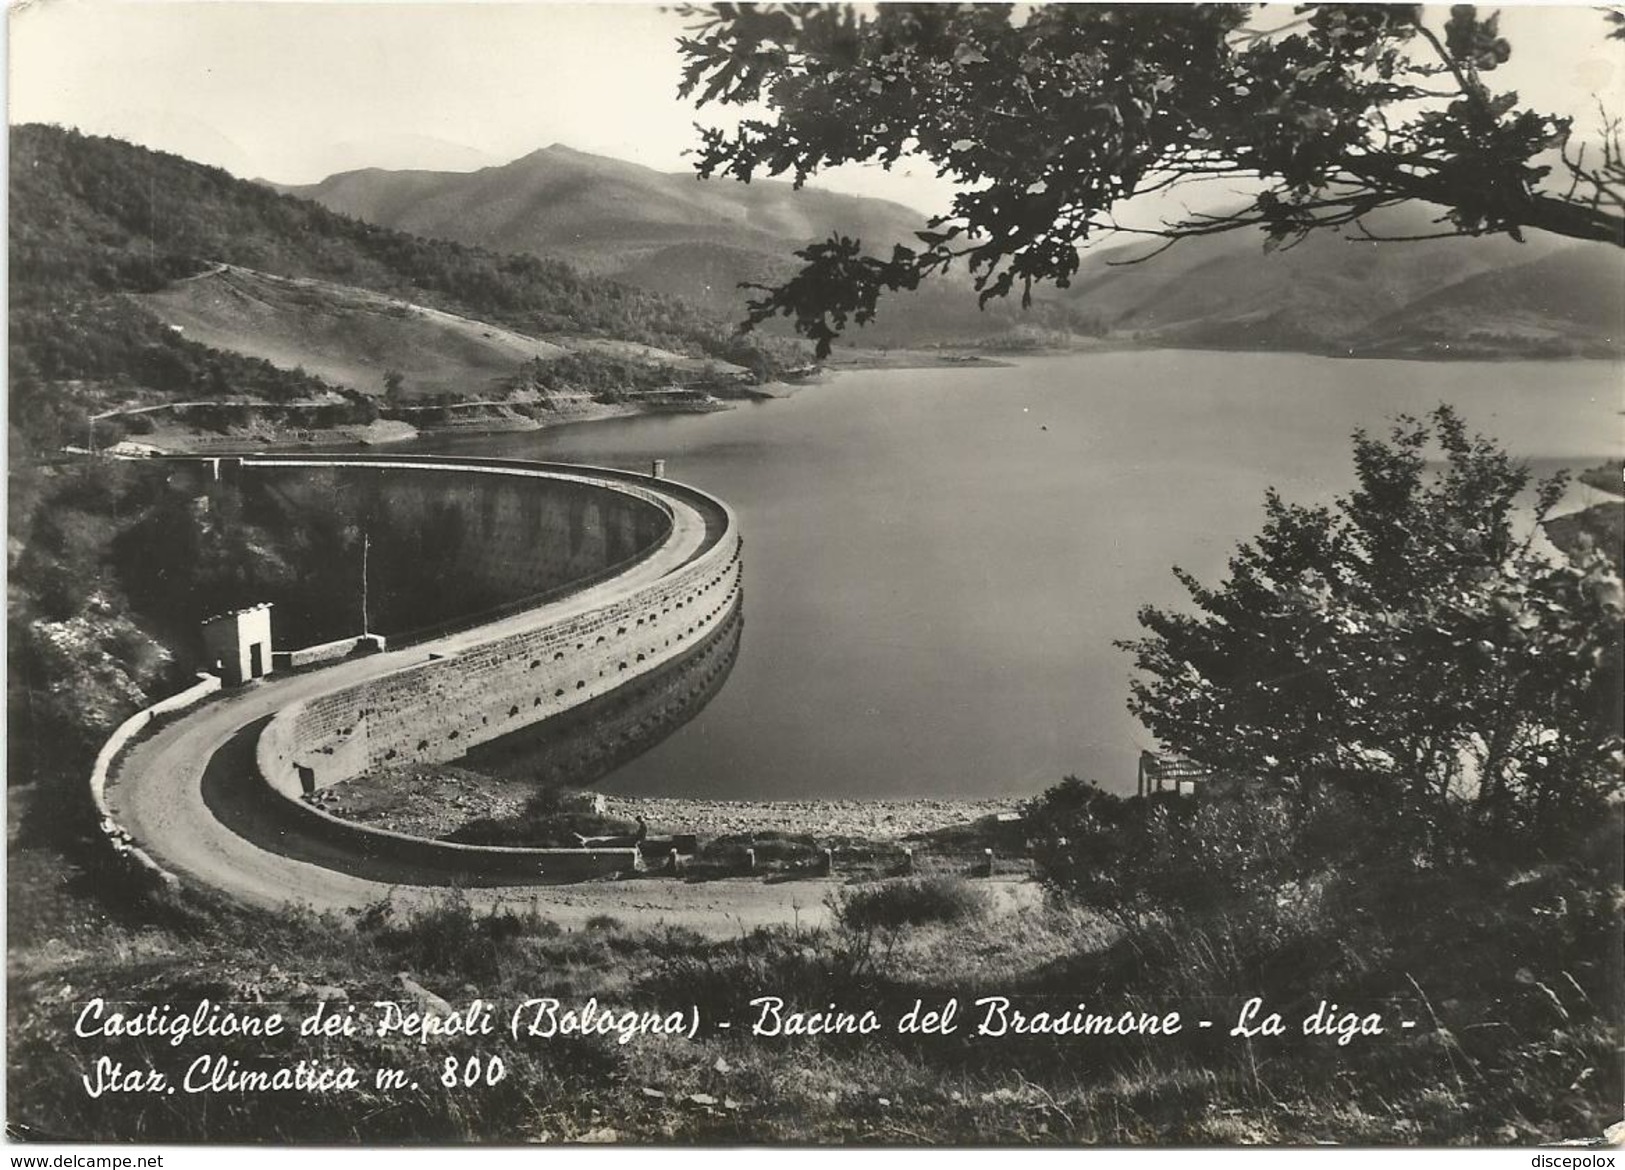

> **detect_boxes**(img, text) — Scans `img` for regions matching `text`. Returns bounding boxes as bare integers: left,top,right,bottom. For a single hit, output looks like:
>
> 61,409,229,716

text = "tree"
677,3,1625,355
383,368,406,407
1116,406,1623,842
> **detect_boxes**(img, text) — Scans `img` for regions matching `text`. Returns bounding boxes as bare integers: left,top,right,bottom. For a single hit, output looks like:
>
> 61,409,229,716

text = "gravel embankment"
324,770,1028,841
600,796,1025,840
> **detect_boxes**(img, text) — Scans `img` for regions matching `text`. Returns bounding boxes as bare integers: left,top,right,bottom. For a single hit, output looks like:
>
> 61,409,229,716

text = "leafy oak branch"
678,3,1625,355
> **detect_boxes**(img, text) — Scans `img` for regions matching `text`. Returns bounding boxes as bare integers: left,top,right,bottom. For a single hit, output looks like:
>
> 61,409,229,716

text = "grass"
7,781,1619,1144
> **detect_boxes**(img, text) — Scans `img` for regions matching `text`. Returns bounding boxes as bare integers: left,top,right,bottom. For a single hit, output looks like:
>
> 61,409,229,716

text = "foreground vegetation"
8,772,1617,1143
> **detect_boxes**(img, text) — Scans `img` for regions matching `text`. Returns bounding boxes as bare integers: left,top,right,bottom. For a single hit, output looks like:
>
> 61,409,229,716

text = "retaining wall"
244,789,641,884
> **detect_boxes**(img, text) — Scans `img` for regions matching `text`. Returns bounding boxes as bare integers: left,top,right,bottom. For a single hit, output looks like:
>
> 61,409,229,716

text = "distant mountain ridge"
278,148,1095,345
284,146,1624,360
1068,207,1622,359
7,124,800,457
284,144,927,274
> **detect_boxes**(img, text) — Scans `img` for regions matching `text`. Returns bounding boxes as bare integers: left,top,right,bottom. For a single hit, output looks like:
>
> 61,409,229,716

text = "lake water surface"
417,350,1621,801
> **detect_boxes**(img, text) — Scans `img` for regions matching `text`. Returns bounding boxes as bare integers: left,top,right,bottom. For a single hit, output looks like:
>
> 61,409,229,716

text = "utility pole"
361,531,370,635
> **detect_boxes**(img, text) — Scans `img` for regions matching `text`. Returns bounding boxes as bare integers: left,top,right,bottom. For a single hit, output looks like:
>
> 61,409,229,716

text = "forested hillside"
9,124,798,451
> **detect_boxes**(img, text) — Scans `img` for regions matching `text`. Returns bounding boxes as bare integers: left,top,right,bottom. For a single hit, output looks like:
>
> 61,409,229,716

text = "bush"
830,877,990,932
362,895,561,981
1027,777,1327,920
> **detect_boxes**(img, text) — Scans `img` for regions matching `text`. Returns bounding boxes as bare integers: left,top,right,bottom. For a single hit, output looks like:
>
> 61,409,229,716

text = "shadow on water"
456,597,743,789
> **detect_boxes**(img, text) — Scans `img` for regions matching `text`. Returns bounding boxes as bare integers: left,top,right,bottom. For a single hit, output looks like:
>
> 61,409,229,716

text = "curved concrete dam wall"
245,601,743,886
459,598,742,792
249,455,742,809
196,459,675,643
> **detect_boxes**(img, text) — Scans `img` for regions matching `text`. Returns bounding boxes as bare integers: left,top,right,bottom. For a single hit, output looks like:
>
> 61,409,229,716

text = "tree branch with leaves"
678,3,1625,355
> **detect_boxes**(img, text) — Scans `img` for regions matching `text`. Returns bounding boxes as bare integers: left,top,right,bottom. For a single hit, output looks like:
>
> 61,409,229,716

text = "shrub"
363,894,560,981
830,876,990,932
1027,775,1419,925
443,786,637,847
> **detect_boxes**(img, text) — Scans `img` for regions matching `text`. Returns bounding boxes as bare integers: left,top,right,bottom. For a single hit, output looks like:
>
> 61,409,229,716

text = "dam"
100,452,743,892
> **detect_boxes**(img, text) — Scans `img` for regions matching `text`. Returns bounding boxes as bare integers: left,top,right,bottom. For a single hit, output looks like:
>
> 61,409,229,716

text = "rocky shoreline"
319,765,1028,843
600,794,1026,840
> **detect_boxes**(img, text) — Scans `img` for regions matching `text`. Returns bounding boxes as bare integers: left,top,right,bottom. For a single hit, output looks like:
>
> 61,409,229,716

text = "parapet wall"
90,672,223,888
246,454,742,880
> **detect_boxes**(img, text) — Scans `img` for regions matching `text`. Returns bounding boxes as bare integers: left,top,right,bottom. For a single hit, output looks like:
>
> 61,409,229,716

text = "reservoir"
415,349,1622,800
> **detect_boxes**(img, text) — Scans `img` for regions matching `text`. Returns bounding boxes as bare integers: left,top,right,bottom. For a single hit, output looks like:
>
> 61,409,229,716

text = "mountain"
283,144,927,276
1062,204,1621,358
278,146,1099,344
285,148,1623,359
9,124,803,454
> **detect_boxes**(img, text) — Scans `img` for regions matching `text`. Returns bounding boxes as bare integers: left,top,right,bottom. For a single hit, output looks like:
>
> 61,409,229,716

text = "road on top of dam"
107,471,828,934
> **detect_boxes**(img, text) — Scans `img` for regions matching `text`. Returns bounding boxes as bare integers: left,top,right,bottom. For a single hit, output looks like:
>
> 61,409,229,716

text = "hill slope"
1352,243,1624,358
1061,204,1619,357
138,264,570,399
286,149,1622,358
9,123,798,454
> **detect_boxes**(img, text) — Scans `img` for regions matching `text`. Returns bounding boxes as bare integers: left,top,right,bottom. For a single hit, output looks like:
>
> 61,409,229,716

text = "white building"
200,603,274,686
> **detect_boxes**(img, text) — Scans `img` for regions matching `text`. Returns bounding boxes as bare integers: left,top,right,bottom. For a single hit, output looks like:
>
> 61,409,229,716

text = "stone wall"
275,634,387,671
91,672,223,888
260,529,742,794
461,598,742,790
239,785,641,884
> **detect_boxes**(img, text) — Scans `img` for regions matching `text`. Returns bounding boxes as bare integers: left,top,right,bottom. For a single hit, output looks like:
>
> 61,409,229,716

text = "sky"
8,1,1624,219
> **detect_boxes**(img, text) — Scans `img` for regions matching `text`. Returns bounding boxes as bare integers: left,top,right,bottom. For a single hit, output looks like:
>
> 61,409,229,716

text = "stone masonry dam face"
216,461,675,643
456,597,743,792
231,455,742,829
